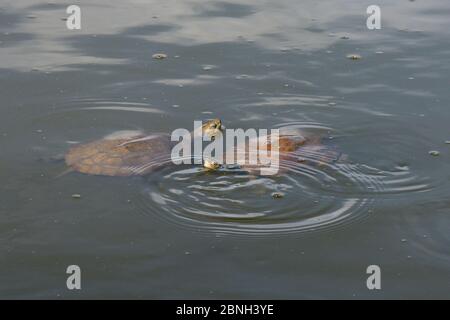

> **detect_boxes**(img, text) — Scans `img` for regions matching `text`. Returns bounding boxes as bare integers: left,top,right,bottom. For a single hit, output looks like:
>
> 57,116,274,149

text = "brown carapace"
65,119,223,176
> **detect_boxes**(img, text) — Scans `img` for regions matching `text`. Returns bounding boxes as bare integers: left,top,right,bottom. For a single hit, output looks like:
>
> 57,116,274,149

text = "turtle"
203,128,345,175
65,119,223,176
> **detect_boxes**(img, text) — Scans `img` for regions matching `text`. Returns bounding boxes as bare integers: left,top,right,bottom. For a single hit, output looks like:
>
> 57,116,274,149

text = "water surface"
1,0,450,298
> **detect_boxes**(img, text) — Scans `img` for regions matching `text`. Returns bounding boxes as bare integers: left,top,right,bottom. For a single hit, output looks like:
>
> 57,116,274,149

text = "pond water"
1,0,449,299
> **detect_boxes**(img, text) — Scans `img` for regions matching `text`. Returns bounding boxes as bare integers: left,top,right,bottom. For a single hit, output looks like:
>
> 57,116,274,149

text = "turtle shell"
65,132,172,176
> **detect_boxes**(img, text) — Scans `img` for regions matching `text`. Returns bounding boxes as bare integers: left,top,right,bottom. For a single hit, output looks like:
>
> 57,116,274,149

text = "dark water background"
1,0,450,298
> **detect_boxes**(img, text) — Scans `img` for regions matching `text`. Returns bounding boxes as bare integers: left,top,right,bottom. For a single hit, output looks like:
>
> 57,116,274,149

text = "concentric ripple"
131,126,344,236
132,118,441,237
43,99,437,237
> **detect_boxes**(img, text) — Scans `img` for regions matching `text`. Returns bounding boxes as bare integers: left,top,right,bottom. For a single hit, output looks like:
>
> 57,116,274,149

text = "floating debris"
26,15,37,19
445,141,450,144
202,65,215,71
235,74,250,79
347,54,362,60
340,35,350,40
71,194,81,199
271,192,285,199
401,238,407,243
375,51,384,54
429,150,440,156
152,53,167,60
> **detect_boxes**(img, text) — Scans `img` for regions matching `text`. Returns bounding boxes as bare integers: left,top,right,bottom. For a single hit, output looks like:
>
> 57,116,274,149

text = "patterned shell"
65,133,172,176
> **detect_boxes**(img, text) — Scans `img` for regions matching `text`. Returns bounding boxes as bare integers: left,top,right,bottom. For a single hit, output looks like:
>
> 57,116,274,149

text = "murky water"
1,0,450,299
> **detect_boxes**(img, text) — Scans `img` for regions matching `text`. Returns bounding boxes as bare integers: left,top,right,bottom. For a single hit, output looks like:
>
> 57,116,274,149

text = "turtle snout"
204,159,221,170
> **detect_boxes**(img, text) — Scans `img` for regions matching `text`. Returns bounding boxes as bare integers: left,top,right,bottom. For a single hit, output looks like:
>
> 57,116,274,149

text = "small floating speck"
61,17,68,21
328,102,337,106
184,251,191,255
347,54,362,60
152,53,167,60
375,51,384,54
27,15,37,19
408,77,415,80
271,192,285,199
401,238,407,243
445,141,450,144
340,35,350,40
202,65,216,71
429,150,440,156
172,104,180,108
71,194,81,199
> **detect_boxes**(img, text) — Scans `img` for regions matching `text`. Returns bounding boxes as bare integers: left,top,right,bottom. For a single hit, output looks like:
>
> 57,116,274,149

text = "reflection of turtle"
65,119,223,176
204,128,344,174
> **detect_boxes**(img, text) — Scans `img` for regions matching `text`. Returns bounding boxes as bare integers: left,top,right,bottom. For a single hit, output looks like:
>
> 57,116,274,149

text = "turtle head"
202,118,224,140
204,158,221,170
